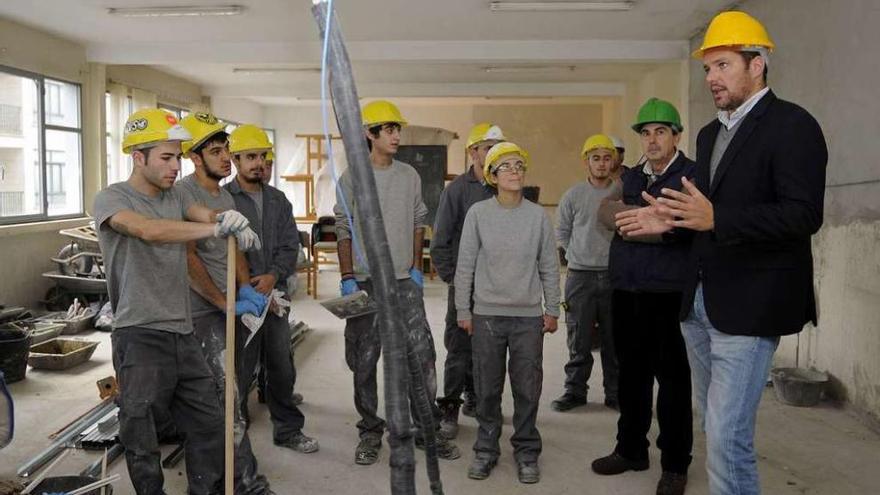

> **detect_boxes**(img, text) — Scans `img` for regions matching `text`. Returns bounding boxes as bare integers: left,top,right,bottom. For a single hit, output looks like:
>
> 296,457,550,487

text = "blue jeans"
681,284,779,495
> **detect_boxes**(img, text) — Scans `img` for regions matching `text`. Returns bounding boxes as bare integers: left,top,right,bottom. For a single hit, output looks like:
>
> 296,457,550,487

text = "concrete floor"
2,271,879,494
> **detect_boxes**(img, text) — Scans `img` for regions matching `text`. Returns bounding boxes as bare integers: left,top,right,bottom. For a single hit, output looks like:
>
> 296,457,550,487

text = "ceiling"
0,0,735,105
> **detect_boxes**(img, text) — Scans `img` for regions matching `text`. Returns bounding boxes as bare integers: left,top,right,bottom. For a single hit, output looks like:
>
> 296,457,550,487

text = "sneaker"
604,397,620,411
275,432,320,454
551,393,587,412
517,461,541,484
656,471,688,495
354,435,382,465
461,392,477,417
591,451,649,475
467,455,497,480
438,401,460,439
414,433,462,460
292,392,304,406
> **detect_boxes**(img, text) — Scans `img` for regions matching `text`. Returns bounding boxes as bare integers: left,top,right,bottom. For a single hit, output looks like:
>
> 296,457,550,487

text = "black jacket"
609,152,696,292
681,90,827,337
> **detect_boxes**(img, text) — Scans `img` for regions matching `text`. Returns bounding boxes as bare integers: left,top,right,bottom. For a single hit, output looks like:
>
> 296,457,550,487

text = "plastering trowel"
320,290,378,320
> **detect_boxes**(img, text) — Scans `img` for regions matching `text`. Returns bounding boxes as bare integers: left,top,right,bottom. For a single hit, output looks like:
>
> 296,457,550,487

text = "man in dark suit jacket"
616,11,827,495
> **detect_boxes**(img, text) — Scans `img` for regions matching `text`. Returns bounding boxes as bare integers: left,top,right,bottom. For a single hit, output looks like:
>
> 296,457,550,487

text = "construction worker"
594,98,695,495
551,134,619,413
176,112,274,494
94,108,260,494
225,124,319,454
431,122,504,439
334,100,460,465
617,12,827,494
455,142,560,484
262,149,274,185
609,135,627,178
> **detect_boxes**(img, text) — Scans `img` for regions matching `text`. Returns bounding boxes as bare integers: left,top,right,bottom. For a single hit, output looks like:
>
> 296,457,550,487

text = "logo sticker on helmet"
124,118,148,133
195,112,218,125
165,114,178,125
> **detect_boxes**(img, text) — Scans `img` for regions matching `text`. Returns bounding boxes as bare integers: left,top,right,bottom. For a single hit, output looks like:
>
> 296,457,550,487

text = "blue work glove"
238,285,267,307
235,299,260,316
409,267,424,288
340,278,359,296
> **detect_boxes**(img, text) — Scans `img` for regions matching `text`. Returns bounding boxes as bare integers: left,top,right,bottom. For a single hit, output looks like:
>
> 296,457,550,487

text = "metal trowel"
320,290,378,319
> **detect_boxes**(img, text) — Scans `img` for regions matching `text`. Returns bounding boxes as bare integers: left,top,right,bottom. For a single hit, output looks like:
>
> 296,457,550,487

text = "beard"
205,168,227,182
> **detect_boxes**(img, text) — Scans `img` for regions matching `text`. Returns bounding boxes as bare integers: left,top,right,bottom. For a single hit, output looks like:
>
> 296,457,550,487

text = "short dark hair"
134,146,152,161
192,131,228,159
740,51,768,83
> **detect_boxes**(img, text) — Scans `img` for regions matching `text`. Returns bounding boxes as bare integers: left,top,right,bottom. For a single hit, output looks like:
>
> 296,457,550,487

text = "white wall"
688,0,880,424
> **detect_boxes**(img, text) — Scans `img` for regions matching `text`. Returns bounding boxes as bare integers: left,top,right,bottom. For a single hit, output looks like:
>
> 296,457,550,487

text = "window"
0,66,83,224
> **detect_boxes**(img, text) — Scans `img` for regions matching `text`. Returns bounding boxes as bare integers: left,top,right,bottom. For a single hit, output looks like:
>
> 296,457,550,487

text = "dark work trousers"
471,314,544,463
563,269,618,400
438,284,474,407
240,311,305,443
112,327,223,495
612,290,693,474
344,278,439,439
192,312,269,494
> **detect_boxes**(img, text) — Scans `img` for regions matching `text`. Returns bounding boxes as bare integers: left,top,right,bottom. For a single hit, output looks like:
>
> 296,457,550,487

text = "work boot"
292,392,304,406
461,392,477,418
656,471,688,495
551,393,587,412
467,455,497,480
355,435,382,465
517,461,541,484
591,451,649,475
235,472,275,495
275,431,319,454
415,433,462,460
438,401,460,439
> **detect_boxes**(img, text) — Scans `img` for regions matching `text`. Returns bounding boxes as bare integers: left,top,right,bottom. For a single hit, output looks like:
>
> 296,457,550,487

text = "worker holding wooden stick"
94,108,260,495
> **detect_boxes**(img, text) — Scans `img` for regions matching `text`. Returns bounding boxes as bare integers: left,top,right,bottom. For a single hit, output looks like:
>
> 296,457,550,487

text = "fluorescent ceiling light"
107,5,244,17
233,67,321,75
484,65,576,73
490,1,634,12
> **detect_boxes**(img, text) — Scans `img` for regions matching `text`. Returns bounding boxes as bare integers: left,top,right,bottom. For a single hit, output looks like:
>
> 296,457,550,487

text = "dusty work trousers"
471,315,544,462
112,327,223,495
192,312,269,494
344,278,439,439
563,269,618,400
240,311,305,443
612,290,693,474
438,284,475,407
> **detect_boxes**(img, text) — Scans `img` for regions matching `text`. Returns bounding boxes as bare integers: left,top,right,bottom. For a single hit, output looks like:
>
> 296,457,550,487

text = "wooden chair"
422,225,436,280
311,216,339,271
296,231,318,299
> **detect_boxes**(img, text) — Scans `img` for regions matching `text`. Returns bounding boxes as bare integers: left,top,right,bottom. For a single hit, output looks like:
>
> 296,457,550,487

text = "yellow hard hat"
179,112,226,155
693,11,775,58
483,142,529,186
266,150,275,162
229,124,272,154
362,100,408,127
581,134,618,160
466,123,506,148
122,108,191,154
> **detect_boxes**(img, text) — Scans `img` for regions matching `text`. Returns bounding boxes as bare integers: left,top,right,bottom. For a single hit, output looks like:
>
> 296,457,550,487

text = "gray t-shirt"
245,189,263,223
175,174,237,317
93,182,194,333
334,160,428,281
455,197,561,319
556,180,616,270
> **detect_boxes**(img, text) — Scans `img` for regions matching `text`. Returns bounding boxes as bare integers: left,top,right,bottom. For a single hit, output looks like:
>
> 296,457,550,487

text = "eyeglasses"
494,163,526,174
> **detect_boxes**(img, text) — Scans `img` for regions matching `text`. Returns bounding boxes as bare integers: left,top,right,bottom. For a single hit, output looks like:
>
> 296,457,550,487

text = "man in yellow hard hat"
609,135,626,178
93,108,260,495
455,141,560,483
225,124,320,455
431,122,505,439
594,98,695,495
550,134,619,414
616,11,827,495
335,100,460,465
176,113,275,494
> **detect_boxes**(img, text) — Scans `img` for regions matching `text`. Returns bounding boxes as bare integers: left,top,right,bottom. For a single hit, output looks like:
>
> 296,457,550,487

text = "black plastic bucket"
0,327,30,383
32,475,114,495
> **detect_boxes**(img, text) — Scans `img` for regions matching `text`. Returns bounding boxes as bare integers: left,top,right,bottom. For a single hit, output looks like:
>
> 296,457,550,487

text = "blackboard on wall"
395,145,447,227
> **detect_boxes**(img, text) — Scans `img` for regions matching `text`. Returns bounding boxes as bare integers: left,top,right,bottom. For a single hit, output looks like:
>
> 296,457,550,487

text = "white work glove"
215,210,250,236
233,226,262,252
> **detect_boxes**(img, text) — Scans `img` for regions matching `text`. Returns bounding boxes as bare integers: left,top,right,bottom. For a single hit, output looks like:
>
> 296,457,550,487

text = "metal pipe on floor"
80,443,125,478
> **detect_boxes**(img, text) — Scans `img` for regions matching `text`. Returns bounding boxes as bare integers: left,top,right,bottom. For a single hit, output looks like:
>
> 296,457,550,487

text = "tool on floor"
64,473,120,495
319,291,377,319
20,448,69,494
224,235,235,495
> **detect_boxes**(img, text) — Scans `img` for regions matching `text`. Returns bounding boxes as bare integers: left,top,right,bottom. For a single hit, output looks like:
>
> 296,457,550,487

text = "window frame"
0,64,84,226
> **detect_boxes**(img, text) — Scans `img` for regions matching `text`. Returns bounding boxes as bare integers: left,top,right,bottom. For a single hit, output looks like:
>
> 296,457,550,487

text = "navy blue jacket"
609,152,696,292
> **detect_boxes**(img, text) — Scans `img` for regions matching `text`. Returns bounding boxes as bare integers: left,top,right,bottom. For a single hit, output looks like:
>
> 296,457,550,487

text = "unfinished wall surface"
688,0,880,424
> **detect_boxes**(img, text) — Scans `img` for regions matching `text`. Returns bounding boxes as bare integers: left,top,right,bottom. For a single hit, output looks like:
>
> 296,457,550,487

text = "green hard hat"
632,97,683,134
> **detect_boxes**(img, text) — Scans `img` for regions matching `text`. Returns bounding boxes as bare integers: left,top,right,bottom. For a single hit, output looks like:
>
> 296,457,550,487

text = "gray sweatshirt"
556,180,616,270
454,197,561,320
334,159,429,281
